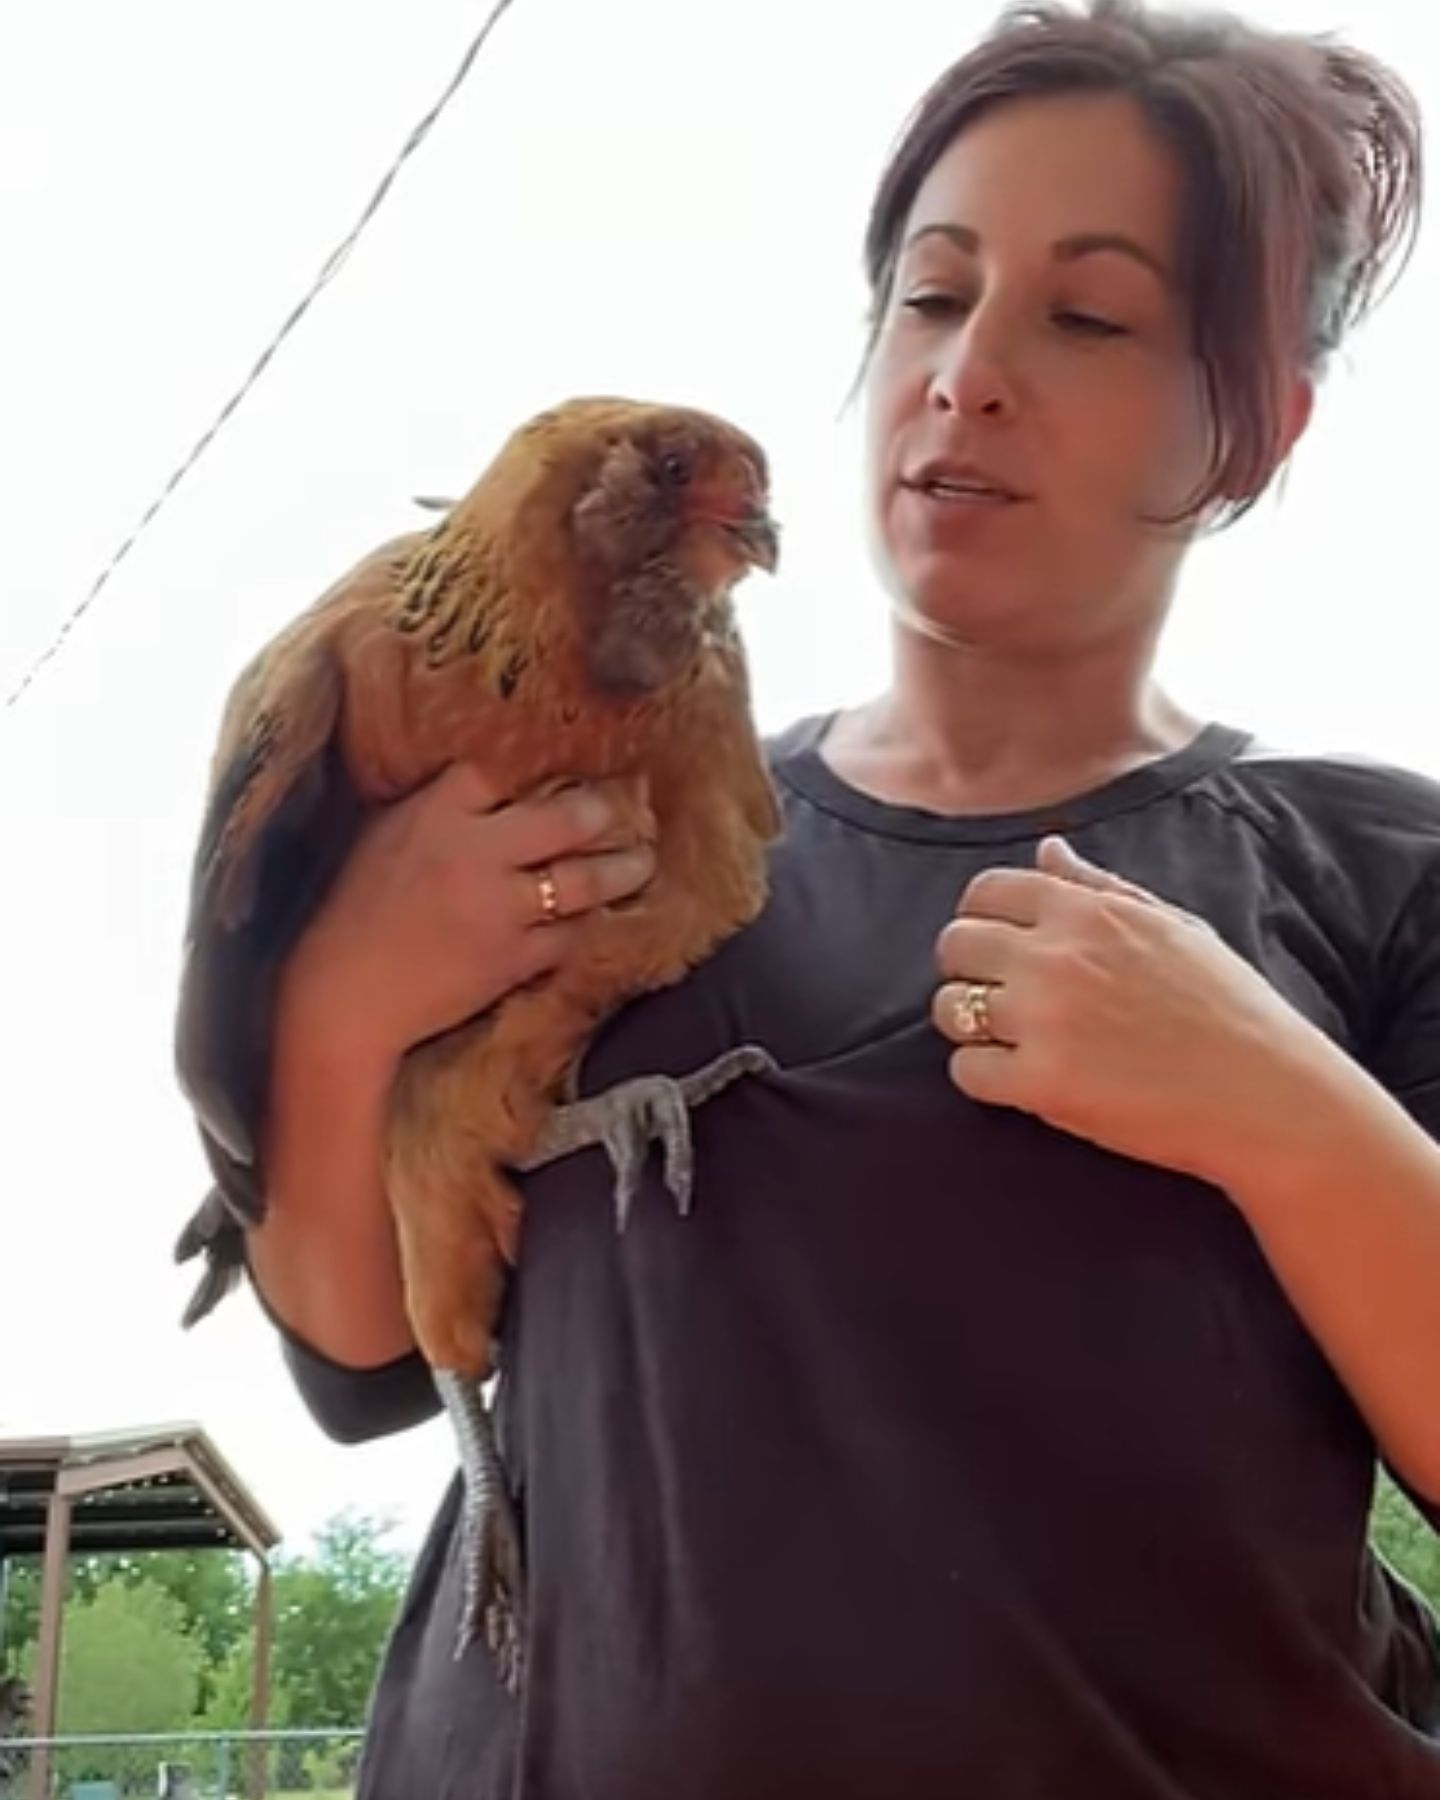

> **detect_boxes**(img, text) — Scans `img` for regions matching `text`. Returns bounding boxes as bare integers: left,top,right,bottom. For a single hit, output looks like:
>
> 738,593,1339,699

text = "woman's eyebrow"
902,221,1172,284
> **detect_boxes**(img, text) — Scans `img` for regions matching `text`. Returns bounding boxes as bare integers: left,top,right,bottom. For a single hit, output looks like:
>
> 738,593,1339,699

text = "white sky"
1,0,1436,1557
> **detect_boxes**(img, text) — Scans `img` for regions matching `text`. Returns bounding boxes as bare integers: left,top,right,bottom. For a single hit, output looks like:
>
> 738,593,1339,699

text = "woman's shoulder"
762,711,831,768
1195,738,1440,960
1220,736,1440,852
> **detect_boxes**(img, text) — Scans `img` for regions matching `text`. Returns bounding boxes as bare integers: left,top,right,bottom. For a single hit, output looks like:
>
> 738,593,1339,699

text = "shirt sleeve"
247,1261,442,1445
1357,859,1440,1530
281,1329,443,1444
1366,860,1440,1139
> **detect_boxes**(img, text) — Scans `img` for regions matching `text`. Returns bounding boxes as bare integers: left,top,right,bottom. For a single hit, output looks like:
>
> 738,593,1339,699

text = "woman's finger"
512,843,657,926
1036,835,1167,907
935,914,1028,981
425,757,517,816
956,865,1051,925
947,1042,1023,1106
508,913,579,983
932,977,1019,1049
488,779,647,868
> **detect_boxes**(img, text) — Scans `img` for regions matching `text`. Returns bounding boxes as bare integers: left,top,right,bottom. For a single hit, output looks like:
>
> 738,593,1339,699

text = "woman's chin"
886,566,1027,650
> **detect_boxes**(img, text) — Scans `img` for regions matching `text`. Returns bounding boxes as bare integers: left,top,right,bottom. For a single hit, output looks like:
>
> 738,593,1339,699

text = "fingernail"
622,845,656,883
574,788,613,834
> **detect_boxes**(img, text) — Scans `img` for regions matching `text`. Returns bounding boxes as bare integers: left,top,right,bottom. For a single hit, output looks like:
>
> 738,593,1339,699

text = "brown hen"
174,396,781,1687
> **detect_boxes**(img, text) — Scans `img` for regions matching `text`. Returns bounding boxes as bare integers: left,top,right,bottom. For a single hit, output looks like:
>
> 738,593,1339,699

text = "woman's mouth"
911,477,1020,506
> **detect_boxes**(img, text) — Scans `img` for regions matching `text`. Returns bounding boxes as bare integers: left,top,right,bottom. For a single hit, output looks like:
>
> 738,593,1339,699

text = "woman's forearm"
1223,1051,1440,1504
246,973,417,1370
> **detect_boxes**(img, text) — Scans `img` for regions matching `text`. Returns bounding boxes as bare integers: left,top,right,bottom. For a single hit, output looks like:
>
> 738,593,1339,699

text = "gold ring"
534,865,560,925
949,980,997,1045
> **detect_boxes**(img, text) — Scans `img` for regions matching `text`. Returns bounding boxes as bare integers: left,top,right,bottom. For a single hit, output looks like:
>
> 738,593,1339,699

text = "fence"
0,1728,365,1799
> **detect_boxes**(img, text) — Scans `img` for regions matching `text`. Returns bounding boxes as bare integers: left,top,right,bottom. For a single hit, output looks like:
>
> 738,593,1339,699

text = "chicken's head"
545,398,779,696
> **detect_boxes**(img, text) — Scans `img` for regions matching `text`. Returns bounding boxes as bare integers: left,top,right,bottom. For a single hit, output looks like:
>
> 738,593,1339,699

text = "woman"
237,1,1440,1793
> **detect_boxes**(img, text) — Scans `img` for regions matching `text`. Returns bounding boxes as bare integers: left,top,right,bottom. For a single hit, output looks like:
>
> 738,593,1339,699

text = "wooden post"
29,1490,72,1800
246,1561,274,1800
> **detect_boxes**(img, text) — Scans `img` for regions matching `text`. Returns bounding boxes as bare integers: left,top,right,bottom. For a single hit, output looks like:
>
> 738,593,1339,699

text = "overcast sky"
1,0,1435,1557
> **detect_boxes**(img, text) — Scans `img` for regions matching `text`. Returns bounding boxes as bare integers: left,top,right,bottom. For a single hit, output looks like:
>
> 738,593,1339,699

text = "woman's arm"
1220,1056,1440,1505
934,836,1440,1505
247,970,417,1370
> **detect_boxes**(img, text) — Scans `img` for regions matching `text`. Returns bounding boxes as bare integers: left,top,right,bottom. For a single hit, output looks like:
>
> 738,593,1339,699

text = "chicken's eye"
658,451,692,487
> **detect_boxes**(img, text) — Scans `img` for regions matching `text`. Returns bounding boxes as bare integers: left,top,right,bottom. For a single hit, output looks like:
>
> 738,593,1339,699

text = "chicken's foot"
434,1369,525,1691
516,1043,778,1230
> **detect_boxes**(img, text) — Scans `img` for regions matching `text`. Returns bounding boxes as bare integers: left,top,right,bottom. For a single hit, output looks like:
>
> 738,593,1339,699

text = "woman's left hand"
933,837,1351,1193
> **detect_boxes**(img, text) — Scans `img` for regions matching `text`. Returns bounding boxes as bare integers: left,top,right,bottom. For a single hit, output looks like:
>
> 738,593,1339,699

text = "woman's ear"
1277,372,1316,464
1218,371,1316,508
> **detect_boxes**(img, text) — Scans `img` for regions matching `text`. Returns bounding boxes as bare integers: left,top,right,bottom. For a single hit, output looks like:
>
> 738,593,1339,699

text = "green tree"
20,1578,202,1734
137,1551,252,1680
2,1548,251,1700
3,1512,411,1733
270,1512,408,1728
196,1636,294,1731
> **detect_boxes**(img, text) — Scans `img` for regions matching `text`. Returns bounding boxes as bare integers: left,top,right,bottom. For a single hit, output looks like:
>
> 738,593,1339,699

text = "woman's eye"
1054,310,1129,338
901,291,966,320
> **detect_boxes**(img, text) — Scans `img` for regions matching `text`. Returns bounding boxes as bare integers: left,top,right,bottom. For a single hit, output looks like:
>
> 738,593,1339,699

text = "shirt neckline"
773,714,1254,847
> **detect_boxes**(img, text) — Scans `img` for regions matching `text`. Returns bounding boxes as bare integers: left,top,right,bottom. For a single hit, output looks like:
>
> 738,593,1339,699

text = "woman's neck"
823,625,1202,817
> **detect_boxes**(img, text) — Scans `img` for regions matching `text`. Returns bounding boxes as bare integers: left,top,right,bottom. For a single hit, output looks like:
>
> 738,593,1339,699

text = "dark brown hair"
863,0,1423,524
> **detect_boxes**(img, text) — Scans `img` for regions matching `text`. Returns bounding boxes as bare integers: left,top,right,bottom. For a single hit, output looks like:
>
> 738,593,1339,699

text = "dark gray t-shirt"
278,718,1440,1798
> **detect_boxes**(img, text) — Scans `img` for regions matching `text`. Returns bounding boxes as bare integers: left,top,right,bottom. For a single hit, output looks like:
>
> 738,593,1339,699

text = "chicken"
173,396,782,1688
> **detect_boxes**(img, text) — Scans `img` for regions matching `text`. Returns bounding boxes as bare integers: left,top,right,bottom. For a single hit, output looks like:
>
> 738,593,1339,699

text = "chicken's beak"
725,506,781,574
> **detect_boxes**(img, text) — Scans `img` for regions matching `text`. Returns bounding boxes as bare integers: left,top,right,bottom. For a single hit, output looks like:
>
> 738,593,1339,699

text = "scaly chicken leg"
438,1042,778,1684
525,1042,779,1228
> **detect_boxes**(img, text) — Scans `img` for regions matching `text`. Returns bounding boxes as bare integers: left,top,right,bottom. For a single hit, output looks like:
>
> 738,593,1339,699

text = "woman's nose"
927,315,1019,421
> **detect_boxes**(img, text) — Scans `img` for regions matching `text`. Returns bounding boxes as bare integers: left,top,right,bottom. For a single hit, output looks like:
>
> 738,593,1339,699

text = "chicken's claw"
434,1369,525,1692
518,1043,778,1231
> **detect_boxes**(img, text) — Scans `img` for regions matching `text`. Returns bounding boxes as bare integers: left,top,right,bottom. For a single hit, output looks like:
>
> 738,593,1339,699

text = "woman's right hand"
275,761,656,1077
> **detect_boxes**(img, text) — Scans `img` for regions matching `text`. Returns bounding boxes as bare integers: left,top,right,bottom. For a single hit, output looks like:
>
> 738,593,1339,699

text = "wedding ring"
534,865,560,925
949,980,998,1045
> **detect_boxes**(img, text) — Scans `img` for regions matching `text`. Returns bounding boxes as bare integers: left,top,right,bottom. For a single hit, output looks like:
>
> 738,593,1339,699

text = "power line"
4,0,521,713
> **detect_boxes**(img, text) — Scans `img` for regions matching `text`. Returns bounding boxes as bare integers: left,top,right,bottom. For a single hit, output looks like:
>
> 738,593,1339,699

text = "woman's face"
865,91,1216,655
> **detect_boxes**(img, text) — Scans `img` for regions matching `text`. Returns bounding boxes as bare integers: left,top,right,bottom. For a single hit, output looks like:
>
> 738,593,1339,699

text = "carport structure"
0,1424,280,1799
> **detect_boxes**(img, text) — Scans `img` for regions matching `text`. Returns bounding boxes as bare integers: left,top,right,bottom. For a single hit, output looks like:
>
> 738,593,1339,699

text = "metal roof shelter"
0,1423,281,1800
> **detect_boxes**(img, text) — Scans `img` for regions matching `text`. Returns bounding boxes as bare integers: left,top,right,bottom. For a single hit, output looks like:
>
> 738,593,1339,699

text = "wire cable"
5,0,521,712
